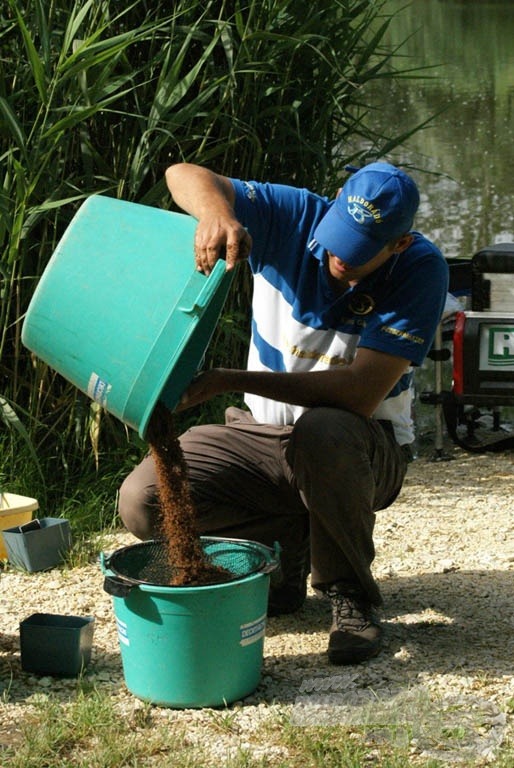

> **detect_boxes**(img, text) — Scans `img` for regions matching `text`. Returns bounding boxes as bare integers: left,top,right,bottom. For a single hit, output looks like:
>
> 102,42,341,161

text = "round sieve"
104,537,273,588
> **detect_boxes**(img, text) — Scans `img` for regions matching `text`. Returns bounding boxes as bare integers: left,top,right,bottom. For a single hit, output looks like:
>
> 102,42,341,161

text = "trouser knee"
117,471,159,540
287,407,366,474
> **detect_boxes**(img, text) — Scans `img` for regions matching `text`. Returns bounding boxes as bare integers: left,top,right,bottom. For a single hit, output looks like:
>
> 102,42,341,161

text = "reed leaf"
0,0,435,489
7,0,47,104
0,98,27,159
0,396,45,484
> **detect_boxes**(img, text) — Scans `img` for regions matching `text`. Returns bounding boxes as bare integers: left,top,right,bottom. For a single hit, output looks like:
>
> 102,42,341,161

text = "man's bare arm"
179,347,410,419
165,163,252,274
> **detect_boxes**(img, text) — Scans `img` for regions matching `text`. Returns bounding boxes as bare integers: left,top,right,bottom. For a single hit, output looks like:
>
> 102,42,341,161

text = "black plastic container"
20,613,95,677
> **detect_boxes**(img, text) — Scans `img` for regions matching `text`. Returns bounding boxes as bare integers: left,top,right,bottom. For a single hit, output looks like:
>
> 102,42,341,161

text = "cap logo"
347,195,383,225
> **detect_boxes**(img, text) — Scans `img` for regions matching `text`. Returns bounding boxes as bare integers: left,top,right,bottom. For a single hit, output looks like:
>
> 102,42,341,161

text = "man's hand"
165,163,252,275
193,215,252,275
175,348,409,418
176,369,225,411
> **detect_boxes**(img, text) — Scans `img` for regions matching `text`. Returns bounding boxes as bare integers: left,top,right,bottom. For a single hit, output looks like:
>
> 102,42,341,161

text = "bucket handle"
99,552,138,598
178,260,228,314
102,574,136,598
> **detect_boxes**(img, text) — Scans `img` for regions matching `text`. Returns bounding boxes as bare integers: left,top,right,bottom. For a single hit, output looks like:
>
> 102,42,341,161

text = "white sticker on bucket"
87,372,112,407
239,613,266,646
116,617,130,646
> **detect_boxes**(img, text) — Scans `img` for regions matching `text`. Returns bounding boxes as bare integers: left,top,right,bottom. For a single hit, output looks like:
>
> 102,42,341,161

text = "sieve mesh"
107,537,268,586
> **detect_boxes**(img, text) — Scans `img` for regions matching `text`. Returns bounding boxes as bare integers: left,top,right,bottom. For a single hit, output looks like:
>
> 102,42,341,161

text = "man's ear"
394,233,414,253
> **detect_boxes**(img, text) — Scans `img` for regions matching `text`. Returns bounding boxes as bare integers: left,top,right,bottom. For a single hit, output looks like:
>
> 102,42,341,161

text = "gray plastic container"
2,517,72,572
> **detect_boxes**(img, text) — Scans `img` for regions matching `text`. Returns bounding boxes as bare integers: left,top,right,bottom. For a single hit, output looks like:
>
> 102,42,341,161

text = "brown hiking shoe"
326,583,382,665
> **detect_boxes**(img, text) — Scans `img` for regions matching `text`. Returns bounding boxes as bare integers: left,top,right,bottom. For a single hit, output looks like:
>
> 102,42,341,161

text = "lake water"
367,0,514,258
365,0,514,445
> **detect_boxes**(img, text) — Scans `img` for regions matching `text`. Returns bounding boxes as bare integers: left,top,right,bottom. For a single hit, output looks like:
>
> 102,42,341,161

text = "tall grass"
1,0,428,511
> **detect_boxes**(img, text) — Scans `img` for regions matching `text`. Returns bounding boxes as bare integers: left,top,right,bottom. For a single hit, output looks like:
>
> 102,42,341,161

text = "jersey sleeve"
358,238,449,366
230,179,328,273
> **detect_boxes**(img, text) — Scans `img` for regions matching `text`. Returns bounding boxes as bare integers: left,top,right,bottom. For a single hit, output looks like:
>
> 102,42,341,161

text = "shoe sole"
328,638,382,665
328,647,381,665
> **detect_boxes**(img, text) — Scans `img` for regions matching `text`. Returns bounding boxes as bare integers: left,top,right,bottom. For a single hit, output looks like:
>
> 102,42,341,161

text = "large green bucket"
100,538,280,708
21,195,234,438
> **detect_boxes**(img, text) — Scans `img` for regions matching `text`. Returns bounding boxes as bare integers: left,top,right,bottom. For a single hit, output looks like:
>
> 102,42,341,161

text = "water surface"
364,1,514,441
367,0,514,259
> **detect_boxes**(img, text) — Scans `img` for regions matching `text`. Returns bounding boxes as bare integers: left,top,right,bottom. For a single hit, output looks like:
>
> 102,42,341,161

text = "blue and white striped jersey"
231,178,449,445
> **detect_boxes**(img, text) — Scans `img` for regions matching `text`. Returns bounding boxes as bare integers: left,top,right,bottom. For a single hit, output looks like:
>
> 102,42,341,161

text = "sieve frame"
100,536,281,598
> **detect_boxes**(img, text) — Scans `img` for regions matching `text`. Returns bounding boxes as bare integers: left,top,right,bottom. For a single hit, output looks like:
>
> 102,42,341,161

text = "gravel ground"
1,445,513,764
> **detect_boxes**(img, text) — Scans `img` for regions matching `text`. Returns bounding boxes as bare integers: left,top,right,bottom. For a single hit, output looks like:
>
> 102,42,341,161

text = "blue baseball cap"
313,162,420,266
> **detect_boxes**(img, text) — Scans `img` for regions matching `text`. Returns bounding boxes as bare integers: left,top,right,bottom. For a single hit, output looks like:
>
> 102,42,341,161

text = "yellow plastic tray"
0,493,39,559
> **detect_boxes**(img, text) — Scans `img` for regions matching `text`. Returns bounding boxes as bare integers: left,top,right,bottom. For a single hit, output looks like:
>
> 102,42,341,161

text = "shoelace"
329,592,372,631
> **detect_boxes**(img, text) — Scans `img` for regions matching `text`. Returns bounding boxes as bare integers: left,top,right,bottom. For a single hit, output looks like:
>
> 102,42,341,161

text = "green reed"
1,0,428,500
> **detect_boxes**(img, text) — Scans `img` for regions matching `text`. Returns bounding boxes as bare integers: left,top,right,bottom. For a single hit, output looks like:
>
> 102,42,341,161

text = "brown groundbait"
146,403,229,586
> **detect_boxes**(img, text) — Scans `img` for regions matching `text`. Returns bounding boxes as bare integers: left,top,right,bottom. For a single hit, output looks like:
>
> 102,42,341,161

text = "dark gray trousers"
118,406,409,606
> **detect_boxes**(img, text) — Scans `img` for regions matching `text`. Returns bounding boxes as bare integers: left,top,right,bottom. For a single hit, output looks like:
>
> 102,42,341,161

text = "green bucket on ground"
21,195,234,438
100,538,280,708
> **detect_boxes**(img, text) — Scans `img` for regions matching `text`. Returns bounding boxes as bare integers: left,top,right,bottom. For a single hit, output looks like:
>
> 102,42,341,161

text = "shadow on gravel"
380,569,514,674
265,568,514,680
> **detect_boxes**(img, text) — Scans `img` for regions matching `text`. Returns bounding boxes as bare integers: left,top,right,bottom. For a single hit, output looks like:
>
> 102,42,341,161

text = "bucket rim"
101,536,280,593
